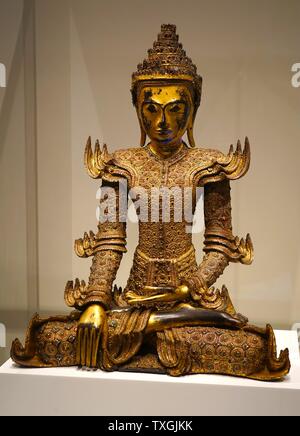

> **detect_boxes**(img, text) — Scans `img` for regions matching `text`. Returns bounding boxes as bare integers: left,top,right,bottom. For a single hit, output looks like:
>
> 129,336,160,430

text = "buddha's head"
131,24,202,149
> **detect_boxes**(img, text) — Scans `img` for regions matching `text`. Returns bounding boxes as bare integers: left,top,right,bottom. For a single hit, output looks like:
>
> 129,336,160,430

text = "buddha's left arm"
186,179,253,298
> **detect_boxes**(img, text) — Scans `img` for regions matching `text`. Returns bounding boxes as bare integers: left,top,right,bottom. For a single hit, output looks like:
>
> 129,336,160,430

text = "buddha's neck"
149,140,184,160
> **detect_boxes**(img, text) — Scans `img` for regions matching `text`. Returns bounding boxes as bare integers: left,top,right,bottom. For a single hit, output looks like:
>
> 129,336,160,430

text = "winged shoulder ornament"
84,136,111,179
192,137,251,186
84,136,133,184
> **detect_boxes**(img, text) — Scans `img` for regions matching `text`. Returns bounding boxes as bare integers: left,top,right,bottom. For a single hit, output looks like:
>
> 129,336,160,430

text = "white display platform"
0,330,300,416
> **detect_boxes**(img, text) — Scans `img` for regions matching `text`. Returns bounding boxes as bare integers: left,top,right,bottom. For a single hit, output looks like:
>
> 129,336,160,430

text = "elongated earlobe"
187,118,196,148
139,124,146,147
136,103,147,147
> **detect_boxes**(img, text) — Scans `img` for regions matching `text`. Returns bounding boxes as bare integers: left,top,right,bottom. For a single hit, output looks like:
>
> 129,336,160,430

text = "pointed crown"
131,24,202,109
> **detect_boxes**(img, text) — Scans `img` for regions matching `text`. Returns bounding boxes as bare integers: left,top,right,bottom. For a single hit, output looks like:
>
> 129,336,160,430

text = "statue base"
1,330,300,416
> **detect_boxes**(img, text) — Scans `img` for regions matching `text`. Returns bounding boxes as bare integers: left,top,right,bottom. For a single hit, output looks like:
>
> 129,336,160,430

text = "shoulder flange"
190,137,250,186
84,136,133,184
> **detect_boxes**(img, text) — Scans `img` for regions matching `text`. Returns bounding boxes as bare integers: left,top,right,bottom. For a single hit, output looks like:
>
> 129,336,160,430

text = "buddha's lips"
156,129,172,135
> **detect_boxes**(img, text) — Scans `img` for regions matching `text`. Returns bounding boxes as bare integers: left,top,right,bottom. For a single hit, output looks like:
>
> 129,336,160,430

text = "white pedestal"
1,330,300,416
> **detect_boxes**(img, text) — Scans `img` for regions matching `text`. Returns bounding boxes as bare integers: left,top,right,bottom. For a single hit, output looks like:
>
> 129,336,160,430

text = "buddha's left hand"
76,304,107,368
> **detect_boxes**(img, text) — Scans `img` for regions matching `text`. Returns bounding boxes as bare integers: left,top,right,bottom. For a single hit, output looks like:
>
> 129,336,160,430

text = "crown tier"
132,24,201,87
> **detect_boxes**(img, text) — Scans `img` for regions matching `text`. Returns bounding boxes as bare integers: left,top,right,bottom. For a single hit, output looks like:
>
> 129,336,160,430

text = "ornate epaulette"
191,137,250,186
84,136,132,184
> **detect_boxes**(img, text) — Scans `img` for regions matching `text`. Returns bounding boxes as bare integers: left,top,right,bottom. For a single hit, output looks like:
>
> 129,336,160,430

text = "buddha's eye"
147,104,157,113
169,104,181,113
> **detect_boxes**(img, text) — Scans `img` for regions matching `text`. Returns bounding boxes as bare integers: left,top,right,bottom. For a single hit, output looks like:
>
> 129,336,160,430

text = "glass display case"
1,0,300,370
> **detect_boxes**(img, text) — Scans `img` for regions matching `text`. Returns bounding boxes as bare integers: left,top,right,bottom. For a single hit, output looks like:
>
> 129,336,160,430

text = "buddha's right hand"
76,304,107,368
126,285,190,305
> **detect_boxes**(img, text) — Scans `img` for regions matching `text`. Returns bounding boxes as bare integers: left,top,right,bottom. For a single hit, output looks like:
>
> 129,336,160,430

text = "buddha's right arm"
84,225,126,308
72,181,127,310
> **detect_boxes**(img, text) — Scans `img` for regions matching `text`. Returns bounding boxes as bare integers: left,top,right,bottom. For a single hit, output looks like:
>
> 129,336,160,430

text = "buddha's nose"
158,112,167,128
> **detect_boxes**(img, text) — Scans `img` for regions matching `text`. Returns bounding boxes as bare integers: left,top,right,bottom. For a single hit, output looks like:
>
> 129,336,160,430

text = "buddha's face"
137,84,193,147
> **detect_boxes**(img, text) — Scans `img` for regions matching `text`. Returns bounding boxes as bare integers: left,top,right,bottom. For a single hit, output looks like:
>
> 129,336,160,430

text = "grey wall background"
1,0,300,361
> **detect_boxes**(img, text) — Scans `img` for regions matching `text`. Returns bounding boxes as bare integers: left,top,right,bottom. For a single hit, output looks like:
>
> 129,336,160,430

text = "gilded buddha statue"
11,24,290,380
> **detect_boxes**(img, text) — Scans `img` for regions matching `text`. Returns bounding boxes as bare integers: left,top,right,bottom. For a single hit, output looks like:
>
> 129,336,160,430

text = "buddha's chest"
126,154,201,219
133,158,191,189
